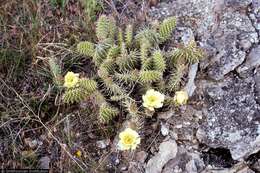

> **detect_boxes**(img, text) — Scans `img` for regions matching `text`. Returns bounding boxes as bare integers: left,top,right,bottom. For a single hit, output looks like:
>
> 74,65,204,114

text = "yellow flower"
174,90,188,105
118,128,140,150
142,89,165,111
64,71,79,88
75,150,82,157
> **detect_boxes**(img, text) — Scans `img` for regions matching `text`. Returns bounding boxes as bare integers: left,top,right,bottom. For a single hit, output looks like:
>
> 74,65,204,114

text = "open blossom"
64,71,79,88
174,90,188,105
142,89,165,111
118,128,140,150
75,150,82,157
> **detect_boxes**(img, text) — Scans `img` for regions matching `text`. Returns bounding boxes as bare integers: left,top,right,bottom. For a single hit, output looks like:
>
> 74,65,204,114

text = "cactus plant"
70,15,204,124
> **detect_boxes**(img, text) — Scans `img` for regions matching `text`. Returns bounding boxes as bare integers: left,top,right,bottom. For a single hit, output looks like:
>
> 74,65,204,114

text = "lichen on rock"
196,76,260,160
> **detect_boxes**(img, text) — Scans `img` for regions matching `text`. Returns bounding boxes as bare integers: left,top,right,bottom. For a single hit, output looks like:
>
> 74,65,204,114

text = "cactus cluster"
63,78,97,104
63,15,203,123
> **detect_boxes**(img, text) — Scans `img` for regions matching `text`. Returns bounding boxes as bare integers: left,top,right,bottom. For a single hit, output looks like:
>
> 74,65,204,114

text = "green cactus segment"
92,40,111,66
114,70,139,84
63,88,86,104
140,39,152,70
108,17,117,41
135,28,160,45
79,78,97,93
63,78,97,104
77,41,95,57
172,41,204,64
99,103,119,123
125,24,133,47
116,50,138,71
100,58,116,74
159,17,177,42
139,70,162,83
96,15,116,41
167,64,185,92
106,45,120,60
118,28,124,49
102,77,127,96
152,50,166,72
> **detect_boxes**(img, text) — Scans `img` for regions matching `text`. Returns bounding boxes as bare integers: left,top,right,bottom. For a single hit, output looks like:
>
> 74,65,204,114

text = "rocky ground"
134,0,260,172
0,0,260,172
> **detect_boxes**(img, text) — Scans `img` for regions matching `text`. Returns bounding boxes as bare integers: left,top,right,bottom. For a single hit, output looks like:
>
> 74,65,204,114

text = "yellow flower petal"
118,128,140,151
174,90,189,105
142,89,165,111
154,102,163,108
64,71,79,88
75,150,82,157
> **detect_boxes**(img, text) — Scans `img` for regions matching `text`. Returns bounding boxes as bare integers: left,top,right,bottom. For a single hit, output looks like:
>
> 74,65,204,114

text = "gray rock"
148,0,260,167
128,161,144,173
149,0,220,38
254,70,260,104
208,50,246,80
162,147,205,173
145,139,178,173
160,122,170,136
135,151,148,164
202,162,255,173
96,139,110,149
252,159,260,173
173,27,195,45
237,45,260,74
250,0,260,34
224,0,252,8
239,39,252,51
196,76,260,160
149,0,258,80
207,10,258,80
163,105,201,143
24,138,39,149
158,109,176,120
125,162,145,173
39,156,50,169
185,63,199,97
185,153,205,173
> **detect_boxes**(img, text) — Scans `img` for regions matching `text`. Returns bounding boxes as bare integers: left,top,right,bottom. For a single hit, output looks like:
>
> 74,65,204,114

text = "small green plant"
48,57,63,86
80,0,103,23
50,0,68,9
67,15,203,124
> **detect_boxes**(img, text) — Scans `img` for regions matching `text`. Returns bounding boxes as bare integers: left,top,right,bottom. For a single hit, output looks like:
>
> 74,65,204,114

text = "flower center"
68,77,74,82
148,96,157,103
124,135,134,145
